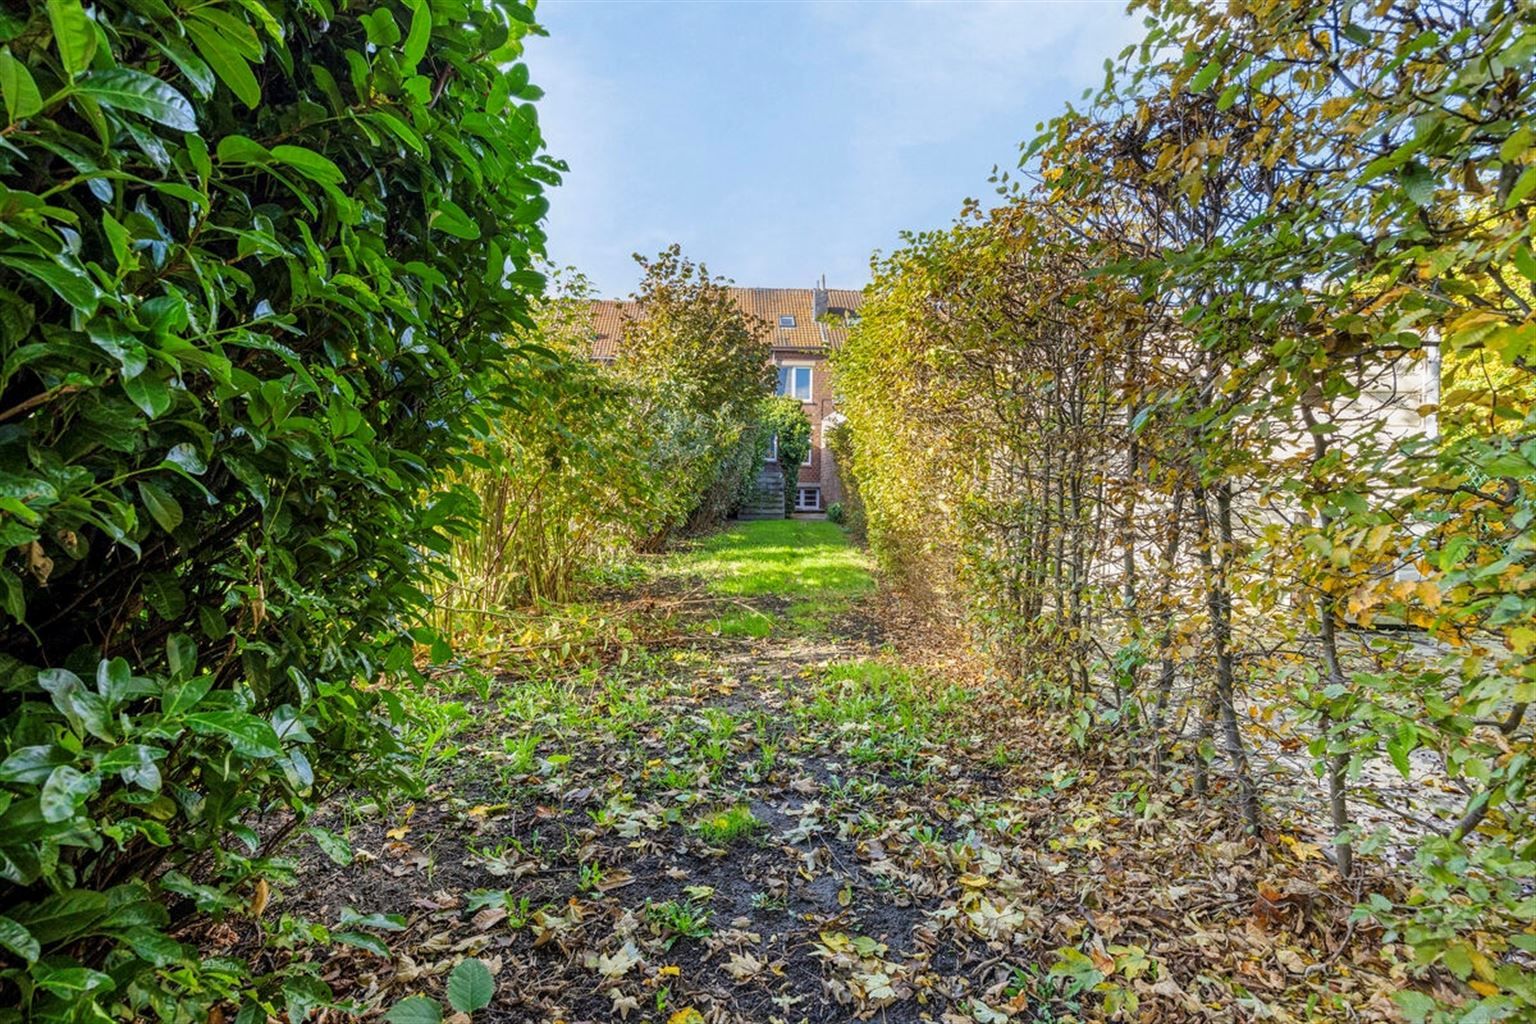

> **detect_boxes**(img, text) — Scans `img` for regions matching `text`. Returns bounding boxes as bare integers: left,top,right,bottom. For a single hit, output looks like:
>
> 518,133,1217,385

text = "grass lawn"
668,519,874,636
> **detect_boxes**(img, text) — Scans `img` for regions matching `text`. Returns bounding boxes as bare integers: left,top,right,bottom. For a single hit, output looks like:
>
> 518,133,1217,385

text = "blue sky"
529,1,1141,297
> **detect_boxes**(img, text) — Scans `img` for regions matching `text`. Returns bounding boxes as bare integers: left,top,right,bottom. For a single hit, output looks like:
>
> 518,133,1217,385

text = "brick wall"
771,349,840,510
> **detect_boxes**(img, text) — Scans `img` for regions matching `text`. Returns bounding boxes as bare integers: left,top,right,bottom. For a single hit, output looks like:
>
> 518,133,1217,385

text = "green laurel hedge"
0,0,554,1019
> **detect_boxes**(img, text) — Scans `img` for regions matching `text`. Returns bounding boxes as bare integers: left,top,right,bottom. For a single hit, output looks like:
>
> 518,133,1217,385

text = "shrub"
0,1,553,1019
757,395,811,517
684,418,767,534
435,273,652,624
436,251,786,629
823,418,865,541
609,247,775,545
826,502,844,524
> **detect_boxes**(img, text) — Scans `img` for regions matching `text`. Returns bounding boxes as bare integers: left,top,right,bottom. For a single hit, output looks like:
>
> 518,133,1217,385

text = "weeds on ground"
643,897,713,947
696,804,760,845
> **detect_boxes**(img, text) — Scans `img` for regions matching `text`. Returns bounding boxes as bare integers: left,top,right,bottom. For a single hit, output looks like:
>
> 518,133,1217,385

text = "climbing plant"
758,395,811,515
0,0,555,1019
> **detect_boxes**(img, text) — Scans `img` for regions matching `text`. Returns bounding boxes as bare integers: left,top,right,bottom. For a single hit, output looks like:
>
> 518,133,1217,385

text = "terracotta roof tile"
824,289,864,313
586,287,863,360
587,299,639,359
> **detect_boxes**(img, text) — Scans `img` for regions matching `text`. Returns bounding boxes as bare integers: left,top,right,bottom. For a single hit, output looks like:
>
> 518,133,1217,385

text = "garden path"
259,521,1395,1024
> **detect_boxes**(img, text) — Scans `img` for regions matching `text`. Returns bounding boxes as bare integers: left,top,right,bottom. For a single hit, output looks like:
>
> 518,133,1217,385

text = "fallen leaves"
608,989,641,1018
386,804,416,841
588,940,642,979
270,570,1413,1024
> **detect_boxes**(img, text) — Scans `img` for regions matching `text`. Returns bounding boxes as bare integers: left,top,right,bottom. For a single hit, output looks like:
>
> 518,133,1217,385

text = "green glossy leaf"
100,211,133,272
216,133,271,163
1514,244,1536,284
1501,124,1532,163
144,574,186,619
96,744,163,791
76,69,197,131
161,675,212,717
122,372,172,418
154,33,216,98
362,8,402,47
1188,57,1220,92
0,914,39,962
430,200,480,240
189,8,263,59
0,47,42,121
183,711,284,758
33,963,115,997
1507,165,1536,209
88,320,148,377
46,0,96,77
307,826,353,866
333,931,389,957
270,144,344,185
339,908,406,931
402,0,431,71
166,633,198,679
1401,163,1436,207
117,925,184,965
39,668,114,741
40,764,98,822
0,745,72,785
1,254,100,315
185,20,260,109
9,889,108,945
137,480,184,532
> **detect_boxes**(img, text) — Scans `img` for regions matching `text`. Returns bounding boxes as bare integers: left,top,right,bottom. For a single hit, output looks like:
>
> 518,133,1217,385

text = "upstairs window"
777,365,812,400
779,315,796,328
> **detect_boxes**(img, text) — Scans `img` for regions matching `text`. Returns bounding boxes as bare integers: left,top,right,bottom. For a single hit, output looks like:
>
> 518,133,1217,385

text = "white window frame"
802,435,813,466
777,363,812,401
795,486,821,511
779,314,796,328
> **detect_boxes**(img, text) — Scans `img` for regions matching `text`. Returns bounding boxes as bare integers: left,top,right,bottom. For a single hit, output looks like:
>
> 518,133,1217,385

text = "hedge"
0,1,554,1018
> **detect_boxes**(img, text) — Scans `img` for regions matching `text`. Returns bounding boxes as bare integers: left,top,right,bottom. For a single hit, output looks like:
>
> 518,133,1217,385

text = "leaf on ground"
384,996,441,1024
471,906,506,931
591,940,642,979
445,957,494,1014
723,951,764,981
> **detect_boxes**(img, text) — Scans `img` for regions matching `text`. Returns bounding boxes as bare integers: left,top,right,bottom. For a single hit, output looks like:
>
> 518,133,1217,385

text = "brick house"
587,284,862,517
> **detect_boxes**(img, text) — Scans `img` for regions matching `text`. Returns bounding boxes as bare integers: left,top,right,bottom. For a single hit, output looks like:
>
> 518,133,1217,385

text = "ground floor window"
795,486,821,511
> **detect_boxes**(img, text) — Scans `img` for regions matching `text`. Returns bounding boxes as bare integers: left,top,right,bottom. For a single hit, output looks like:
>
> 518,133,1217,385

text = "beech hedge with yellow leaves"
835,2,1536,1019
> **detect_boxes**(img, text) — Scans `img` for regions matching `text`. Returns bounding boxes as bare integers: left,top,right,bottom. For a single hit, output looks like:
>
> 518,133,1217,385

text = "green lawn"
668,519,874,635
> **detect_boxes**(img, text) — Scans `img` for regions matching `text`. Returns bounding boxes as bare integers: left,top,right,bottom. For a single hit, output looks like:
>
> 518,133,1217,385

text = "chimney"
812,276,828,319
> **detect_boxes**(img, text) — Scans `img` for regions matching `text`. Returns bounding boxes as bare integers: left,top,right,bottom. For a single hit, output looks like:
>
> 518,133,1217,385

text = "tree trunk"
1151,485,1186,768
1194,483,1262,834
